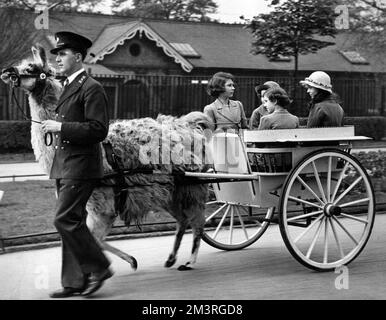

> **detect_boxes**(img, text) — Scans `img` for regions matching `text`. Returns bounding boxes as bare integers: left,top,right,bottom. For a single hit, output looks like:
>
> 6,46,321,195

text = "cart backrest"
243,126,371,144
210,132,256,204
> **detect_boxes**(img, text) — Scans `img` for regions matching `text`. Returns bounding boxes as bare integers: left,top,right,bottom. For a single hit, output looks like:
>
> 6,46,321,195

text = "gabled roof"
87,20,194,72
3,9,386,74
86,17,386,73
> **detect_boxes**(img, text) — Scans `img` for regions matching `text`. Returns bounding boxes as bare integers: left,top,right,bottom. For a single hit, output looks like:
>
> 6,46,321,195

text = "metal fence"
0,74,382,121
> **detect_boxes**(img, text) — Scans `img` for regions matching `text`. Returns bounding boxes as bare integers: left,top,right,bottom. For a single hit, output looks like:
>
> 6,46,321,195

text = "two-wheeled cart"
185,126,375,271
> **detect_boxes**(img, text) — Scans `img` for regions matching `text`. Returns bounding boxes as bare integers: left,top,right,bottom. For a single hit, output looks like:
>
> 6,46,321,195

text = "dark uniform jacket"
307,98,344,128
50,71,109,179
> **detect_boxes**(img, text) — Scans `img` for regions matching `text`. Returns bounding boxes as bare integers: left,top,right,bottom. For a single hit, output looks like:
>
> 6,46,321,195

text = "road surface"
0,213,385,300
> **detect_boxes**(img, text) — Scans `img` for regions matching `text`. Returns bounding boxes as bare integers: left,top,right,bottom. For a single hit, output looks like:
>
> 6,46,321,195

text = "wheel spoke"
323,218,329,263
206,203,227,222
235,206,249,240
206,200,220,205
331,215,358,245
288,195,323,209
339,198,370,208
329,217,345,259
213,205,231,240
333,176,363,205
296,176,324,206
229,206,234,244
294,215,324,244
312,161,327,203
287,210,323,222
327,156,332,202
331,161,350,202
306,217,325,259
340,212,369,224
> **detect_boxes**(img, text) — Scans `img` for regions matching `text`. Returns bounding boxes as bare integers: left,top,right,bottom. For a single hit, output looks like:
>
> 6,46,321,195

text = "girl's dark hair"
309,88,341,107
206,72,234,98
263,87,291,108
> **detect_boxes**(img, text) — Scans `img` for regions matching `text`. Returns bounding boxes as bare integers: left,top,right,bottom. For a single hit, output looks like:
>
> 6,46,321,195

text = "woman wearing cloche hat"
300,71,344,128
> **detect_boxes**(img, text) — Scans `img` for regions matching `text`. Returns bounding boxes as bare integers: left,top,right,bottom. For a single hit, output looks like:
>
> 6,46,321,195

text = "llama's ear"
31,44,47,67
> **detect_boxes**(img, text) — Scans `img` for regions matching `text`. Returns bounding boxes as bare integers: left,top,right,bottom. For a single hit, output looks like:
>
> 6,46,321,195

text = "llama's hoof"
130,257,138,271
177,264,193,271
164,257,176,268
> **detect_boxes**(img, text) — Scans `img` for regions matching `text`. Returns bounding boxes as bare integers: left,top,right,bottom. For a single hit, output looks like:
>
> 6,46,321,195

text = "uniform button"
55,134,59,138
55,146,58,149
60,147,64,150
62,115,65,118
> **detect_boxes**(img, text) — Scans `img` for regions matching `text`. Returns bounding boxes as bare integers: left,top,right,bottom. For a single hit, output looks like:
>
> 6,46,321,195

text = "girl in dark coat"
300,71,344,128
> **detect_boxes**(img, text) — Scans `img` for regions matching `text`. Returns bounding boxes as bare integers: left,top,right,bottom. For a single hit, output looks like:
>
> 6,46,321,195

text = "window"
170,43,201,58
339,50,369,65
129,43,141,57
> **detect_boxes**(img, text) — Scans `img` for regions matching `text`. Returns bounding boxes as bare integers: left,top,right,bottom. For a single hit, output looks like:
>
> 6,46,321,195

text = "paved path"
0,162,47,182
1,213,385,300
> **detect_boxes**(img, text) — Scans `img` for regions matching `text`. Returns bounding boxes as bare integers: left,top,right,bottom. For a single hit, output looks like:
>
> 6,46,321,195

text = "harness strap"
11,87,52,146
102,142,129,216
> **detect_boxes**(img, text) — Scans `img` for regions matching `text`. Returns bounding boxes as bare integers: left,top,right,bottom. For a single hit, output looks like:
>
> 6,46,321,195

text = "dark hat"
50,31,92,55
255,81,280,95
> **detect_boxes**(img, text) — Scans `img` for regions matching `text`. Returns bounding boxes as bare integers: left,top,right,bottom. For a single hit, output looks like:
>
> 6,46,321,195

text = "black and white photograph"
0,0,385,308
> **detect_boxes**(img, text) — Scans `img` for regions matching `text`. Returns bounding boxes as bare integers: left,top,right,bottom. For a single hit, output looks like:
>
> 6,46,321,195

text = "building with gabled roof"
1,8,385,119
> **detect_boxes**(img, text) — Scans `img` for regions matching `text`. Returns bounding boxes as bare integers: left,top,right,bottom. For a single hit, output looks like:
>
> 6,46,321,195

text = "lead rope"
11,87,53,146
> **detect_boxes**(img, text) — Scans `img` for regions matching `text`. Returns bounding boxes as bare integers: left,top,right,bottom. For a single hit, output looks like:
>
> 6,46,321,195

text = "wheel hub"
324,203,341,217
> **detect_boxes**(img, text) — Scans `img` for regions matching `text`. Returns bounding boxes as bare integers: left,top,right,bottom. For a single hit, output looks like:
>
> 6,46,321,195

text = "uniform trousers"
54,179,110,289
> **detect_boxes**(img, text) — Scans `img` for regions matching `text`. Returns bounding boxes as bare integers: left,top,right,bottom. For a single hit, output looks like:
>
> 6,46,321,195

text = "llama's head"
1,44,57,93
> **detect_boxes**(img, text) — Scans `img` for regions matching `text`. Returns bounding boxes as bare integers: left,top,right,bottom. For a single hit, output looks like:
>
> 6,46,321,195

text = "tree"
0,0,104,68
338,0,386,48
246,0,338,102
112,0,218,22
1,0,107,13
0,7,39,68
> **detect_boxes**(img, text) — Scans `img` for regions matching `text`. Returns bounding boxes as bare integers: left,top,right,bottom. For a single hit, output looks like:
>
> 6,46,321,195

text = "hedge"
0,121,32,152
298,116,386,140
0,117,385,153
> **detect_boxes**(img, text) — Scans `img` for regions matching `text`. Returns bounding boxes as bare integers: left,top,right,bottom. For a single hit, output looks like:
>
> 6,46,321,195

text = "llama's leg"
86,187,138,270
96,237,138,271
177,205,205,271
177,225,203,271
164,219,188,268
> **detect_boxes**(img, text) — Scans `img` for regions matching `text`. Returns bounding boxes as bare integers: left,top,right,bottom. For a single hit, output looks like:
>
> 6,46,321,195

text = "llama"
1,45,213,271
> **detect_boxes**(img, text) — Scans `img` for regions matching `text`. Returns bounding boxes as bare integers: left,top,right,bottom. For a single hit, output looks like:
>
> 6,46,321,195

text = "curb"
0,229,182,255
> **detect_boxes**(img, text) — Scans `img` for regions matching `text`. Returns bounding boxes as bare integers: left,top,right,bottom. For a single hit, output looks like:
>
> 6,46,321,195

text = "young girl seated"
300,71,344,128
258,87,299,130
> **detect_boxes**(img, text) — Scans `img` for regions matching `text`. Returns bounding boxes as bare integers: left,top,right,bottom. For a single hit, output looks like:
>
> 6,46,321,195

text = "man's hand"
42,120,62,133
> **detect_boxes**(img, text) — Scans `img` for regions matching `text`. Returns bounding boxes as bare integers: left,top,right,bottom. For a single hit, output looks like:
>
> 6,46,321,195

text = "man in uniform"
42,31,112,298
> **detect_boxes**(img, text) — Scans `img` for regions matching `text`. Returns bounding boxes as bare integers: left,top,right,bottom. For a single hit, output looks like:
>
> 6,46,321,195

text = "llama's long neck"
28,79,61,174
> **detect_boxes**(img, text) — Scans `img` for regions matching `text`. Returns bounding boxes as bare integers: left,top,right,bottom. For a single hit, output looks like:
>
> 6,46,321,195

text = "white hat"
300,71,332,93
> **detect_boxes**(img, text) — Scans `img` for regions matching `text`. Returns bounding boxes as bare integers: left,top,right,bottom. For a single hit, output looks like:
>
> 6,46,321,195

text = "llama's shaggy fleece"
102,113,212,226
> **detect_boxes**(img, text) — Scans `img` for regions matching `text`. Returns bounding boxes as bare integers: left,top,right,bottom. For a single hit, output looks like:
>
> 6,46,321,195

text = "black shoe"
49,287,84,298
82,268,114,297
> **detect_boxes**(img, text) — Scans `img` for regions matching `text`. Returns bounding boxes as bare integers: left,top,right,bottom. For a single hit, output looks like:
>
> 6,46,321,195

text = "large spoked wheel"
203,186,274,251
279,149,375,271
